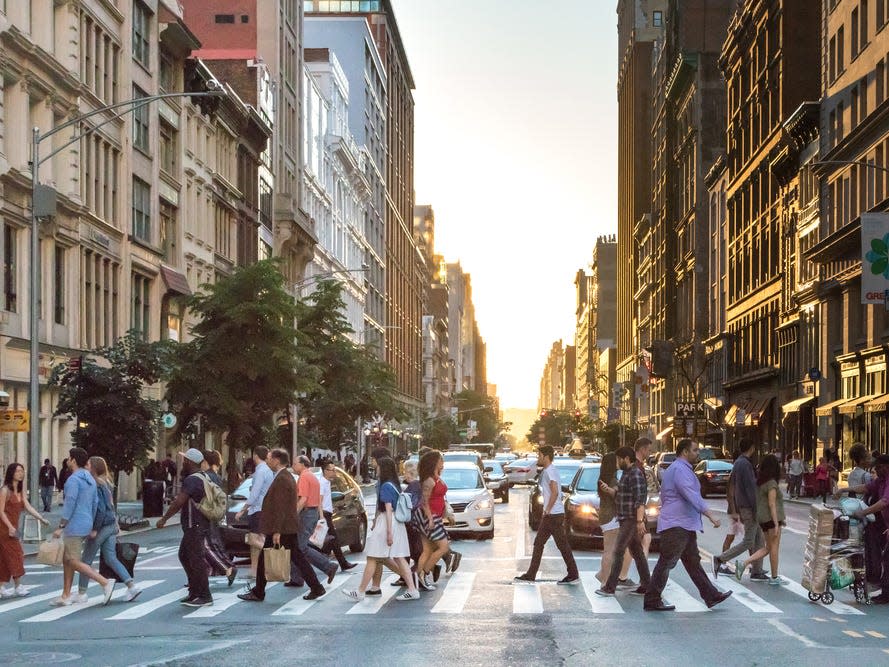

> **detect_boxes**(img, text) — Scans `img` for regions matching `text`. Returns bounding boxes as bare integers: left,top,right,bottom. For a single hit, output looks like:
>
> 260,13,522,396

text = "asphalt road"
1,488,887,666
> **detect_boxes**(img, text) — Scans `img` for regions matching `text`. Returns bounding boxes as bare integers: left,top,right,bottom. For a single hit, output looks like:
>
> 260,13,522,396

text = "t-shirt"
297,469,321,508
319,476,333,513
538,464,564,515
378,481,400,512
865,477,889,526
180,473,210,530
787,458,805,476
755,479,785,525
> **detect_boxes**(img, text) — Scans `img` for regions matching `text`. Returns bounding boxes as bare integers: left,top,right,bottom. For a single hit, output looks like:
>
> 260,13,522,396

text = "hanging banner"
862,212,889,304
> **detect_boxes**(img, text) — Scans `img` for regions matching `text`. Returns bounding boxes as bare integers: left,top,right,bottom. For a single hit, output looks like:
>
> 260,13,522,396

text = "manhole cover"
1,653,81,664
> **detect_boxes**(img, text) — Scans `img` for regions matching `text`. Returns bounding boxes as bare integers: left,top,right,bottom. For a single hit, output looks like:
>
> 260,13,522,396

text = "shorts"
422,514,448,542
759,520,786,532
63,536,85,562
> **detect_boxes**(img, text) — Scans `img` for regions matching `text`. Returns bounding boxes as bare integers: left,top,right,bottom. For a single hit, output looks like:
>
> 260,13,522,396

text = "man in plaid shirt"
596,446,651,597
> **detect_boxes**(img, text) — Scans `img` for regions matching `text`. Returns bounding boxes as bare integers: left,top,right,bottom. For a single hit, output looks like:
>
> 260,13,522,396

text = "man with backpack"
156,448,226,607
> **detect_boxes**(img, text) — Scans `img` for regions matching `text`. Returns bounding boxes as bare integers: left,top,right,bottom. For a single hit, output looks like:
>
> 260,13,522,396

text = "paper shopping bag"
263,545,291,582
37,537,65,566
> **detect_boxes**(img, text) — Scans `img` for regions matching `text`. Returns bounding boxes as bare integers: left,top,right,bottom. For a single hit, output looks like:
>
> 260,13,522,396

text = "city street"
1,487,887,666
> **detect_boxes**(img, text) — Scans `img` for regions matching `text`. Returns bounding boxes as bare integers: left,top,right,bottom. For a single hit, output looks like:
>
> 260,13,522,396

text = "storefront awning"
724,404,738,427
865,393,889,413
838,394,879,415
655,425,673,441
160,265,192,296
815,397,849,417
704,396,723,410
724,397,774,426
782,396,815,413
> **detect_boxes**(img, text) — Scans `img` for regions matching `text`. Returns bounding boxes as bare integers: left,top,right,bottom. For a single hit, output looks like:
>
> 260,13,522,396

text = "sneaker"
432,563,442,583
717,564,734,575
0,586,14,598
181,597,212,607
706,590,733,609
391,577,406,587
734,560,744,582
557,576,580,585
13,586,30,598
750,572,770,582
125,586,142,602
768,576,788,586
514,574,536,584
629,586,647,596
49,597,72,607
237,589,264,602
616,578,637,590
443,551,454,572
102,580,116,606
302,589,325,601
342,589,365,602
712,555,721,578
396,590,420,601
72,592,90,604
447,551,462,574
418,575,436,592
365,588,382,596
594,588,615,597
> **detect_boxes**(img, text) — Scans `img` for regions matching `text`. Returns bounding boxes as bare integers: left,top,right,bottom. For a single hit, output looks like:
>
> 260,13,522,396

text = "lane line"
663,580,709,612
783,580,865,615
866,630,887,638
708,575,782,613
767,618,823,648
579,572,623,614
515,517,526,560
345,574,399,615
843,630,864,638
106,586,187,620
271,574,351,616
512,583,543,614
431,572,475,614
24,580,163,623
185,583,281,618
0,589,64,615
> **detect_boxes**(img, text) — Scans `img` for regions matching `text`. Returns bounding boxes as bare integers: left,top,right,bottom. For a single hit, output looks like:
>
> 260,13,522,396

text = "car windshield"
441,468,483,490
483,461,504,474
553,461,583,484
230,478,252,499
706,460,733,471
575,466,602,492
660,454,676,463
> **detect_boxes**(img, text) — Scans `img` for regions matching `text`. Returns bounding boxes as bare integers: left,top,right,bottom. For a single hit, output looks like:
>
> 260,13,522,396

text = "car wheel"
348,518,367,553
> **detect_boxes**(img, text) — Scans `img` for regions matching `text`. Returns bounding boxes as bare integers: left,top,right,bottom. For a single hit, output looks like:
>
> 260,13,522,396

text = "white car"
503,456,539,486
442,462,495,539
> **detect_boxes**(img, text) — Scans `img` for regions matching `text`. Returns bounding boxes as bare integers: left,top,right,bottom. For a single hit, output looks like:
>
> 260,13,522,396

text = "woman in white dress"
343,457,419,601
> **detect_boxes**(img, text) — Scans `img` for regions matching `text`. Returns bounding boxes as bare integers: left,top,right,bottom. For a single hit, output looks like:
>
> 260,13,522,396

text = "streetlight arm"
813,160,889,175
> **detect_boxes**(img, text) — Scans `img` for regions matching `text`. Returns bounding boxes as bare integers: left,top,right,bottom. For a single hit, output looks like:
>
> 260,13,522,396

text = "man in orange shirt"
288,456,336,587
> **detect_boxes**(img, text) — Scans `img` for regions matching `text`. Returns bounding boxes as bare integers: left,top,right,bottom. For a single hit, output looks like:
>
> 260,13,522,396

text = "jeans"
524,513,578,579
645,527,720,606
787,475,803,498
603,518,651,591
40,486,54,512
298,507,333,574
78,523,132,591
322,510,350,568
717,507,764,574
179,527,210,601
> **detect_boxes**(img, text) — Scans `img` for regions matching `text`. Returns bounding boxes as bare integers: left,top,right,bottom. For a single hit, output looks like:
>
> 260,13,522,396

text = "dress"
365,481,409,558
0,489,25,582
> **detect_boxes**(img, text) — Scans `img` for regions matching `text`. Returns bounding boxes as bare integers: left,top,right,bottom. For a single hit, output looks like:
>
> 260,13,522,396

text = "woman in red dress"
1,463,49,598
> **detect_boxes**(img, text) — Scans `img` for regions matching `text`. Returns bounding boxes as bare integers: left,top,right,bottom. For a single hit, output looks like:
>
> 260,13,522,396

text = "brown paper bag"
37,537,64,566
263,545,291,582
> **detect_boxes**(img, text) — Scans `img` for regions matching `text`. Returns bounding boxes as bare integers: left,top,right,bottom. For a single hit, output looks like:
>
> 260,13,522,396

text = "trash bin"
142,480,165,518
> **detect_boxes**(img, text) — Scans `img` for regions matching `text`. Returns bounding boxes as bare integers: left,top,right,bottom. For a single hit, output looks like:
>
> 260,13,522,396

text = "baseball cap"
179,448,204,464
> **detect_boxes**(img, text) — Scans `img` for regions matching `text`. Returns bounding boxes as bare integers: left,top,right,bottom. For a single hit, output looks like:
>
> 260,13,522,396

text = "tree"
525,410,575,449
421,415,461,450
50,331,173,491
454,390,502,443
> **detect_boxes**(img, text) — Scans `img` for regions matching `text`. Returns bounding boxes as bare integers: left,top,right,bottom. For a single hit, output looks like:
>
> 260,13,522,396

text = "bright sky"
391,0,619,409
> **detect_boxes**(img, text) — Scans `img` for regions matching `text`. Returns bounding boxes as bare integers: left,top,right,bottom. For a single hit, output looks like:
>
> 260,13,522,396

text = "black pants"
321,510,350,568
645,527,720,606
253,533,323,597
179,527,210,601
525,514,578,579
286,533,325,592
604,519,651,591
203,524,233,576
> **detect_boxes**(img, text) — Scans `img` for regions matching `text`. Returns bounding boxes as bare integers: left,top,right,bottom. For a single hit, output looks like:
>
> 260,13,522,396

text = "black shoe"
870,593,889,604
341,562,357,571
432,563,442,582
391,577,406,586
749,572,769,582
557,576,580,586
303,589,325,601
227,567,238,588
514,574,536,584
326,564,337,584
237,589,264,602
643,601,676,611
181,597,212,607
284,581,304,588
706,590,732,609
629,586,647,596
179,596,194,604
365,588,382,596
448,551,462,574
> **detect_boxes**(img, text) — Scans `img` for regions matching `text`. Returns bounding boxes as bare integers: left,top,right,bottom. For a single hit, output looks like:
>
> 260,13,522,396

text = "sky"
391,0,619,409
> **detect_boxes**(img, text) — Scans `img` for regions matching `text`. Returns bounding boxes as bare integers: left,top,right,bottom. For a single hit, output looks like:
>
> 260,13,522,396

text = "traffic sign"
162,413,177,429
0,410,30,432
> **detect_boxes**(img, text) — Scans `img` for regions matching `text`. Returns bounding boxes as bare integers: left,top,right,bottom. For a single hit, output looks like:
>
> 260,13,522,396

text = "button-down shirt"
658,457,709,533
246,461,273,516
61,468,98,537
319,476,333,513
616,465,647,521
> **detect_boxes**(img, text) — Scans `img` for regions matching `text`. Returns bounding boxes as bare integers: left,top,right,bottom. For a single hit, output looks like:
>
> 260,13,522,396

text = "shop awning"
745,397,774,426
655,425,673,441
838,395,878,415
704,396,723,410
782,396,815,413
865,393,889,413
160,265,192,296
815,397,849,417
724,404,739,427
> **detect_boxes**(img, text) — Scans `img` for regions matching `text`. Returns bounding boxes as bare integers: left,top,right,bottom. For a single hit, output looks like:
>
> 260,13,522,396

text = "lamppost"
26,87,224,505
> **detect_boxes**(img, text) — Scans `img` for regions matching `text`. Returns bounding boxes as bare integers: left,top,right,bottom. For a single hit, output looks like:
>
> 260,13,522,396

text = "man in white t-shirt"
515,445,579,585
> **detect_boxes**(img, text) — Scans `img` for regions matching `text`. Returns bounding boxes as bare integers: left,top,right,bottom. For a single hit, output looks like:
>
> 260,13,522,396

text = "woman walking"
75,457,142,602
416,450,460,590
201,451,237,586
814,457,832,503
846,443,872,499
595,453,633,587
735,454,787,585
342,456,419,601
1,463,49,598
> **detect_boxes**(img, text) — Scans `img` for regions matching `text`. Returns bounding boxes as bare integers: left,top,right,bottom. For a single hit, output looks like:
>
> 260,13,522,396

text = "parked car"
219,466,367,558
503,456,539,486
563,463,661,549
443,450,484,472
442,462,495,539
654,452,677,482
528,457,584,529
694,459,733,497
483,459,510,503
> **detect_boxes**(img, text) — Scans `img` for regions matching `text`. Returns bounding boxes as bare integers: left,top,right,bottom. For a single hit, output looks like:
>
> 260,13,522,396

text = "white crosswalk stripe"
23,580,163,623
431,572,475,614
106,586,188,621
512,582,543,614
662,580,709,612
783,579,865,615
579,572,624,614
709,576,782,613
186,583,281,618
345,574,401,614
273,574,352,616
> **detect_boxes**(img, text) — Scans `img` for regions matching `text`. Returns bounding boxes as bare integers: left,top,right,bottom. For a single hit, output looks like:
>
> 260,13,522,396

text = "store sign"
861,213,889,304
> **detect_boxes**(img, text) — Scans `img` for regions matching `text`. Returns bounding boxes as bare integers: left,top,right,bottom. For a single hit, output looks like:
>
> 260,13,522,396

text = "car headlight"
473,498,493,511
579,504,596,515
645,505,659,517
534,495,543,504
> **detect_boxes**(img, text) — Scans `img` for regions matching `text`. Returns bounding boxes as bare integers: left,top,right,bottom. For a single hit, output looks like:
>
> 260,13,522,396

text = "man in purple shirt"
643,439,732,612
847,453,889,603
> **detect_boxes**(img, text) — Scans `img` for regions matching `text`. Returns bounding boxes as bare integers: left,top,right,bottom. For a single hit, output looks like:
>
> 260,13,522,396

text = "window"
54,244,65,324
160,201,177,264
132,1,150,66
133,86,149,151
879,0,887,29
652,10,663,27
159,121,176,175
259,178,272,230
132,177,151,242
3,224,16,312
838,26,845,73
852,8,860,58
82,250,120,348
159,52,175,91
862,0,869,47
131,273,151,340
214,14,235,23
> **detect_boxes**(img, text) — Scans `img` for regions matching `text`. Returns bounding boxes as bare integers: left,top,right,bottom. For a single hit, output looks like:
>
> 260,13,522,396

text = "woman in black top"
596,453,632,586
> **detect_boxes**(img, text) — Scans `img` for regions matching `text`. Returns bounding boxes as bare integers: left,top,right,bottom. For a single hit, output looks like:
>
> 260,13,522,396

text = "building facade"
538,341,564,414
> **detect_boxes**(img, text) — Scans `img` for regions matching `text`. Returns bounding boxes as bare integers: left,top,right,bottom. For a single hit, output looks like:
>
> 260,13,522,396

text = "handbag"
245,532,266,549
100,542,139,579
263,545,291,582
444,501,456,526
37,537,65,567
308,519,328,549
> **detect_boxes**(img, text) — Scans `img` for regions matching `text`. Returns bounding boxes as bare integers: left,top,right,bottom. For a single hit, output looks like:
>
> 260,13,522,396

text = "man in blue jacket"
51,447,116,607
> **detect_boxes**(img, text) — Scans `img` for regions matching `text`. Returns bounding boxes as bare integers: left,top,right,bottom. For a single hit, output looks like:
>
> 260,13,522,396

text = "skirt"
422,514,448,542
366,516,410,559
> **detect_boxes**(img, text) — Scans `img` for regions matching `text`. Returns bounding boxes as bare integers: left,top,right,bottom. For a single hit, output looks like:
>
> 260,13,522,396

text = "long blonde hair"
88,456,113,488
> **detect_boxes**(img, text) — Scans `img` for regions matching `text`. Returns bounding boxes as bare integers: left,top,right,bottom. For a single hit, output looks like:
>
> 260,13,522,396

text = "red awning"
160,266,191,296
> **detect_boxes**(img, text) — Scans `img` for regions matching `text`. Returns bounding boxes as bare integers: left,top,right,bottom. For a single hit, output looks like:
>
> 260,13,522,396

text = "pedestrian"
201,451,237,587
238,449,326,602
786,450,805,499
734,454,787,585
846,443,872,499
844,454,889,602
38,458,58,512
57,458,71,505
390,459,424,587
235,446,273,578
644,439,731,612
417,450,461,590
156,448,213,607
593,446,648,596
712,439,767,581
717,451,744,575
634,437,658,564
0,463,49,598
285,456,337,589
319,461,357,572
342,456,419,601
814,457,832,503
594,452,634,587
50,448,116,607
75,457,142,603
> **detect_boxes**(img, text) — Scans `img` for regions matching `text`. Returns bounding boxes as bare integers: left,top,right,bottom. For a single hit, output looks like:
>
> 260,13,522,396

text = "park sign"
862,212,889,304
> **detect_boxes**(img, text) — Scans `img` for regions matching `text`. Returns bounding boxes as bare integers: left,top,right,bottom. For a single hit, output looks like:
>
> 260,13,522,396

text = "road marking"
141,639,247,665
512,582,543,614
866,630,887,639
185,583,281,618
767,618,823,648
0,589,64,615
272,575,351,616
811,616,829,622
579,572,623,614
783,580,865,615
345,574,399,614
432,572,475,614
106,586,186,620
663,580,708,612
708,576,781,613
843,630,864,638
24,580,163,623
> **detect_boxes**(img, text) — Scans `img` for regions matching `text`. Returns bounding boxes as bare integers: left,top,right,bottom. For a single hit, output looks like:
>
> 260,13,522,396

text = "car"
503,456,539,486
494,452,518,465
219,465,367,558
527,457,584,529
483,459,510,503
654,452,677,482
441,462,495,539
698,447,729,461
443,450,484,472
563,463,661,549
694,459,733,497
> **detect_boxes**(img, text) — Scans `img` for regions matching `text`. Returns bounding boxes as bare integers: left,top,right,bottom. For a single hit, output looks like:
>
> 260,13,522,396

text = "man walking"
38,459,58,512
50,448,115,607
238,449,325,602
595,446,651,597
644,439,732,612
320,462,356,571
290,456,337,586
235,446,273,577
515,445,579,585
157,448,213,607
712,439,767,580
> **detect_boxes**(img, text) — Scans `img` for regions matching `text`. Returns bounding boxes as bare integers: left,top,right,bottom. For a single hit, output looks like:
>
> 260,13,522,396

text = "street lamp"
26,88,224,505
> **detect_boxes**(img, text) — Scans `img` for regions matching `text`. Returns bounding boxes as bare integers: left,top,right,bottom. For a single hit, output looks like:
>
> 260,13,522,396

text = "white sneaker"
13,586,30,598
125,586,142,602
72,592,90,604
102,579,116,606
396,590,420,601
49,596,72,607
0,586,14,598
342,589,364,602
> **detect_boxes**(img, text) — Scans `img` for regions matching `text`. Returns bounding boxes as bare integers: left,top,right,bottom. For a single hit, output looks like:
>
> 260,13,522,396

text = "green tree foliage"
454,390,502,443
525,410,576,448
421,415,461,450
